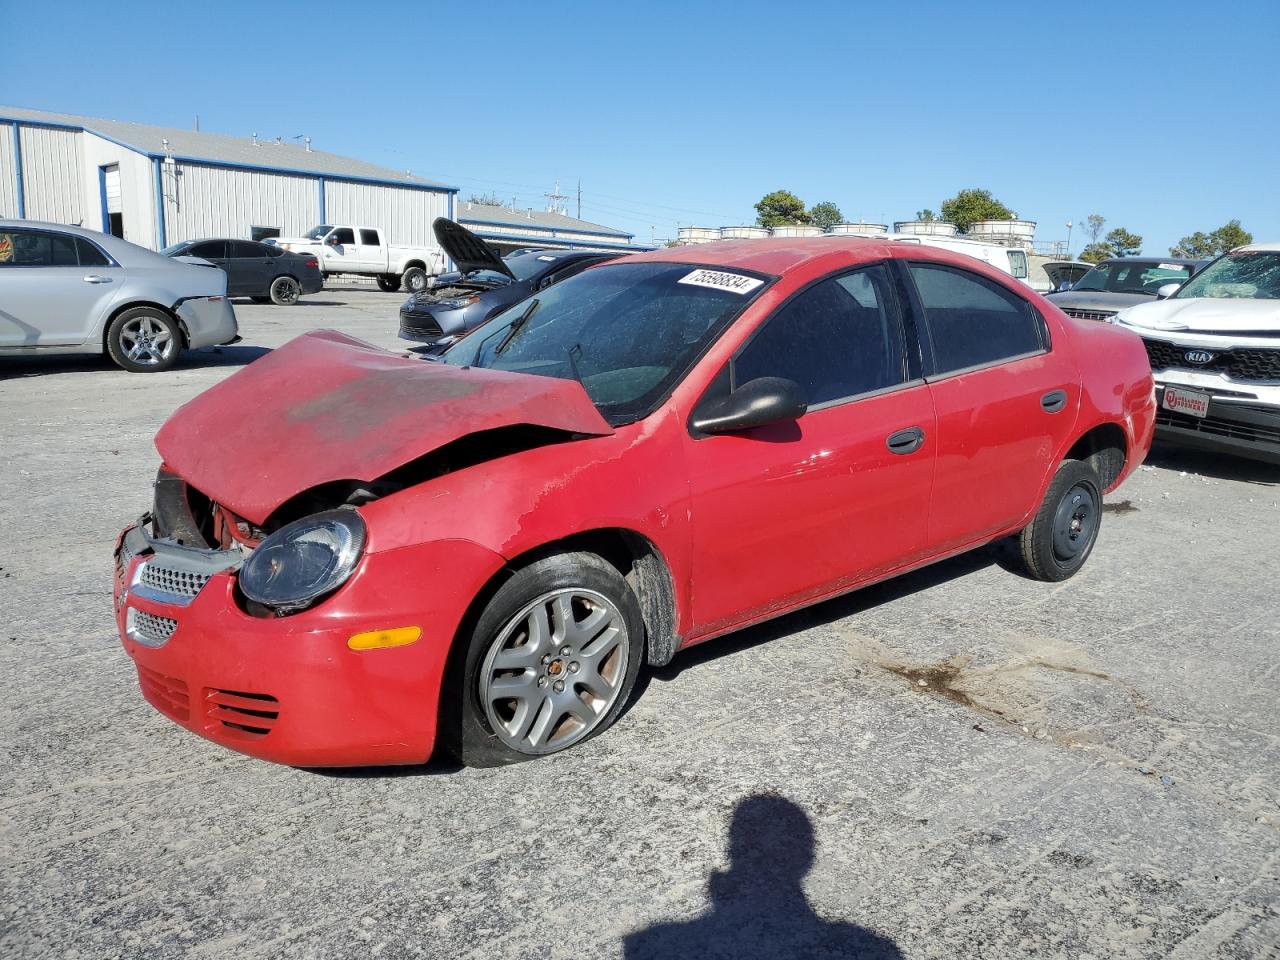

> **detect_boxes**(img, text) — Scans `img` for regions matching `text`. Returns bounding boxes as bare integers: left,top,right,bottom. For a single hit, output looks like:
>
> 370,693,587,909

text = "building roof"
0,105,456,191
456,201,633,239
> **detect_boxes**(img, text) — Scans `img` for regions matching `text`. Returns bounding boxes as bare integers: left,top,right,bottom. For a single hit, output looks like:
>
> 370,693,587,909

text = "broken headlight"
239,510,365,613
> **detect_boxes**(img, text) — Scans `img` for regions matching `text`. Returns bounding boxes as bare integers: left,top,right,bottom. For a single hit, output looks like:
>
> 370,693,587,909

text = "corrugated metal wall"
0,123,17,217
18,125,84,224
324,181,450,247
163,162,320,244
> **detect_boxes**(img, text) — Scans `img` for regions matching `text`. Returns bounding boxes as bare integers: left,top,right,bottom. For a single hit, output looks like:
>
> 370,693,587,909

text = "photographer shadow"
624,794,901,960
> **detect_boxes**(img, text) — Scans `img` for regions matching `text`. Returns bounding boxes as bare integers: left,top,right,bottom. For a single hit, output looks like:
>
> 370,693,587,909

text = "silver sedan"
0,220,239,372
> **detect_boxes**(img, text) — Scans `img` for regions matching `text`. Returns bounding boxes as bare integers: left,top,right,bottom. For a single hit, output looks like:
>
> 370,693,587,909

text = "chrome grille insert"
127,608,179,648
139,561,211,601
1062,308,1117,322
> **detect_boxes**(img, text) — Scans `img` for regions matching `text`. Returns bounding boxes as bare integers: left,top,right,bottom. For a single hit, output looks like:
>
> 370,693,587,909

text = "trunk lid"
155,330,613,524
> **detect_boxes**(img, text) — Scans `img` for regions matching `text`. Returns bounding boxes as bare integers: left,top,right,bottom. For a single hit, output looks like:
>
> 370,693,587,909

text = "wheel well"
403,260,426,272
102,301,188,351
462,529,680,668
1065,423,1127,490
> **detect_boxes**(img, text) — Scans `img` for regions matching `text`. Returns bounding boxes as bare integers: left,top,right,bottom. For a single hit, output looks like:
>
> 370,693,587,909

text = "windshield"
160,243,188,256
442,261,770,423
465,252,558,284
305,225,333,240
1071,260,1193,295
1175,251,1280,300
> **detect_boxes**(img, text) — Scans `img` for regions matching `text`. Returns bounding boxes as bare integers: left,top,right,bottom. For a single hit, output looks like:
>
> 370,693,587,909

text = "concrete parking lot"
2,290,1278,959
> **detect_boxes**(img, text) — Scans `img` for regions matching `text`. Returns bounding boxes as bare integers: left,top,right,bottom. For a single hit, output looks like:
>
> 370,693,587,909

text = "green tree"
1080,243,1112,264
754,190,810,228
807,201,843,231
1083,214,1106,245
1105,227,1143,257
916,209,937,222
1171,219,1253,257
939,188,1015,234
466,191,505,206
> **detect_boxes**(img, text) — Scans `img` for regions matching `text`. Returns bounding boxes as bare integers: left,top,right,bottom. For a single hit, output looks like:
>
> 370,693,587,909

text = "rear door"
0,228,121,346
899,260,1079,553
354,228,386,270
685,264,937,636
227,240,270,295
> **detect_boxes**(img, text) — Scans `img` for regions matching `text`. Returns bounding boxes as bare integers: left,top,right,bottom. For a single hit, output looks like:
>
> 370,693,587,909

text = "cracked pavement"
2,289,1277,958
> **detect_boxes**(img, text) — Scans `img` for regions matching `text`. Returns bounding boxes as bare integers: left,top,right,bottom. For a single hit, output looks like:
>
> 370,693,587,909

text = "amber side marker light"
348,626,422,651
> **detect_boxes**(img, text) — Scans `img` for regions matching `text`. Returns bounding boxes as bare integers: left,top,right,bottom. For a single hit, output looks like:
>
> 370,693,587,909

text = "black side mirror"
691,377,807,434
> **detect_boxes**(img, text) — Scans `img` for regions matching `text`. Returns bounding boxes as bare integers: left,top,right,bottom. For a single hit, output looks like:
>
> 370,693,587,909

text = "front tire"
105,307,181,373
376,274,402,292
1015,459,1102,582
447,553,645,767
402,266,428,293
269,275,302,305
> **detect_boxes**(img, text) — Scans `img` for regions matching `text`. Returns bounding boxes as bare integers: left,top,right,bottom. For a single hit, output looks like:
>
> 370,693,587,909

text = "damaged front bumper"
113,514,506,767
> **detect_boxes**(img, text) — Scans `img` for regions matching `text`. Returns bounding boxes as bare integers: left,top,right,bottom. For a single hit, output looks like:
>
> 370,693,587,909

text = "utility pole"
576,178,581,220
545,180,570,216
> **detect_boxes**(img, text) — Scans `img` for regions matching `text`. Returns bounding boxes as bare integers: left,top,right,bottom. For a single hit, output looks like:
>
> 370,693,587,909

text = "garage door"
103,166,121,214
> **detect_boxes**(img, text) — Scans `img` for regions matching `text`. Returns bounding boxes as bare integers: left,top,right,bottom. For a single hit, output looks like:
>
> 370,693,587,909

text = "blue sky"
4,0,1278,253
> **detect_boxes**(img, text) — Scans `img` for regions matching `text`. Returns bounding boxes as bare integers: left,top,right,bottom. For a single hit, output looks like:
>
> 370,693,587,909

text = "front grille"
1062,308,1116,322
400,309,443,338
1143,338,1280,382
205,688,281,739
139,561,211,601
128,608,178,647
1156,408,1280,446
137,665,190,722
115,537,138,585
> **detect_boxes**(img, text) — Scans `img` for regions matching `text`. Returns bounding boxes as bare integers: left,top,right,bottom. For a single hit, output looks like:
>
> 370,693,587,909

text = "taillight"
305,258,318,268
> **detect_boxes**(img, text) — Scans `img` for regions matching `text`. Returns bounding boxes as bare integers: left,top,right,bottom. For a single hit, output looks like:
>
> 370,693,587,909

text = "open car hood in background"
433,217,515,280
155,330,613,524
1042,261,1092,289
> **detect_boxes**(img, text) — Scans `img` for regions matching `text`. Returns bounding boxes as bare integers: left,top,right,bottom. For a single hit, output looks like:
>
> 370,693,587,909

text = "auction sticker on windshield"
678,269,764,295
1163,385,1210,418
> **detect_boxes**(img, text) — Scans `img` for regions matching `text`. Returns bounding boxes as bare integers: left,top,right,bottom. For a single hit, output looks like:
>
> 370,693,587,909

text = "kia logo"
1184,350,1215,364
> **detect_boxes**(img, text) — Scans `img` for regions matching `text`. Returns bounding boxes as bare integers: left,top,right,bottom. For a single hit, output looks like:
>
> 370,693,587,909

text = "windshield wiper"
494,298,540,355
565,342,584,385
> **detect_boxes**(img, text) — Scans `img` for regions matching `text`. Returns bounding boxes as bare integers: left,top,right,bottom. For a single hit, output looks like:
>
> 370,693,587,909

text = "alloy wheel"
272,276,301,304
118,315,175,366
479,588,629,755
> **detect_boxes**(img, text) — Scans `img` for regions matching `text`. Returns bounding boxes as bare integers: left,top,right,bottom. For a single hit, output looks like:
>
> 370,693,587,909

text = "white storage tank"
769,224,825,238
719,226,770,240
676,226,722,244
826,222,889,236
893,220,957,236
967,219,1037,242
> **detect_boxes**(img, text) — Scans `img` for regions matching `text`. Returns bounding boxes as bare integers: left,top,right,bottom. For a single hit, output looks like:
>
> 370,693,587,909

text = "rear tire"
1015,459,1102,582
269,275,301,305
376,274,402,292
105,307,181,373
444,552,645,767
402,266,428,293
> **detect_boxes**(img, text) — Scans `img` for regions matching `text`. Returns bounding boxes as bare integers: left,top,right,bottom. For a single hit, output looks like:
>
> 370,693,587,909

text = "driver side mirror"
691,377,808,435
1156,282,1182,299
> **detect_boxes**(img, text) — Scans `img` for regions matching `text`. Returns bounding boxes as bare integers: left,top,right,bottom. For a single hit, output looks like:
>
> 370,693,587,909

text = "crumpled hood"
155,330,613,524
1116,297,1280,335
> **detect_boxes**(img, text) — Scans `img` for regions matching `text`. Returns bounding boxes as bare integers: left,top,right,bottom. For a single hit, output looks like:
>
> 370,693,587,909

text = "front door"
322,227,356,271
685,265,937,638
0,227,121,346
900,260,1080,552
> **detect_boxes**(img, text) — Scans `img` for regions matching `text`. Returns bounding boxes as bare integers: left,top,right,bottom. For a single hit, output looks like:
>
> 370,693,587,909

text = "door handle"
1040,389,1068,413
83,275,114,284
886,426,926,455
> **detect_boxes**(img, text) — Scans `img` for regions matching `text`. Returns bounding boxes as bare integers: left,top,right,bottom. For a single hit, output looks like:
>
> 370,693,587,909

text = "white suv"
1113,243,1280,464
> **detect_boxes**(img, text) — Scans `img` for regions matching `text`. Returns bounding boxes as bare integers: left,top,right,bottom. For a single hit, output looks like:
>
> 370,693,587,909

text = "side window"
331,228,355,245
734,265,907,407
188,240,227,259
1006,249,1028,279
0,230,78,266
76,237,111,266
230,240,261,258
908,263,1044,375
359,229,381,245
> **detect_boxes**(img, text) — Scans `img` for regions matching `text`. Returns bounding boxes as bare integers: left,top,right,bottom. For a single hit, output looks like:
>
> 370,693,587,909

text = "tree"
1083,214,1106,245
916,209,937,222
939,188,1015,234
807,201,843,230
755,190,810,228
1170,219,1253,258
1080,243,1112,264
1105,227,1142,257
467,191,505,206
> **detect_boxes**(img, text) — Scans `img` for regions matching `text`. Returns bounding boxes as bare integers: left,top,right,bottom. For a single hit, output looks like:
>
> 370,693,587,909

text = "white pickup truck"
273,225,444,292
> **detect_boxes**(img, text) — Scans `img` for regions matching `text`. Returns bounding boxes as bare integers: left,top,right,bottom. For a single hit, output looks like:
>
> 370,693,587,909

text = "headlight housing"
239,510,365,614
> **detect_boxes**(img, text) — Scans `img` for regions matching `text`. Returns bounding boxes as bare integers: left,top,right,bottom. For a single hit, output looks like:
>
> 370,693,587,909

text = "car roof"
620,236,939,277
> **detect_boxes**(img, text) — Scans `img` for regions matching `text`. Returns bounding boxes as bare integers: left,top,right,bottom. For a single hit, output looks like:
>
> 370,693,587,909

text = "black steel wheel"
1015,459,1102,582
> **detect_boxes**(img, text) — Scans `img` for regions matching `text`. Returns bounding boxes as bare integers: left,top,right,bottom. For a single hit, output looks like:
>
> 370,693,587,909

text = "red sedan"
114,237,1155,767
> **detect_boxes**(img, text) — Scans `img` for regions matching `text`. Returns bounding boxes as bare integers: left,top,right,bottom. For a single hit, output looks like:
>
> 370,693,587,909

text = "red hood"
155,330,613,524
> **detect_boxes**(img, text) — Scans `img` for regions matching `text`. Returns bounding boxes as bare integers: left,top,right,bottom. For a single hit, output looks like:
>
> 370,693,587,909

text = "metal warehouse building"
0,105,641,258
